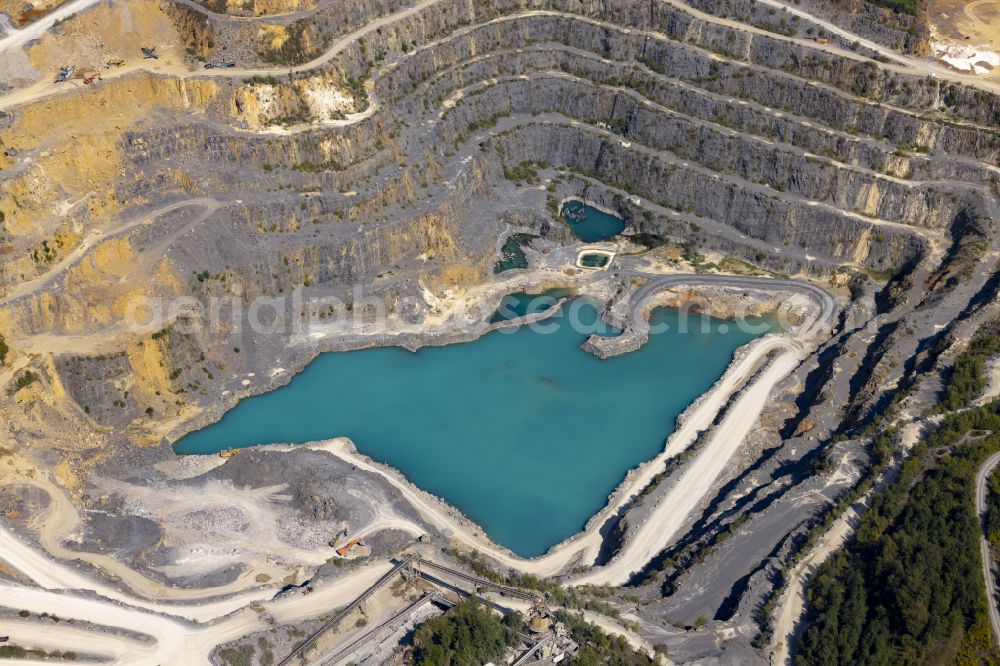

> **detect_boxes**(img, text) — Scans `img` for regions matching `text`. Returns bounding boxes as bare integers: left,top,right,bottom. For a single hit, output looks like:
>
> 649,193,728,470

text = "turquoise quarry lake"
561,200,625,242
175,300,775,557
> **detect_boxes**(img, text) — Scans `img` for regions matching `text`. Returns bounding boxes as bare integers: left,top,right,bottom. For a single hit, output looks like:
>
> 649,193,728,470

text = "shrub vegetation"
939,324,1000,412
411,597,522,666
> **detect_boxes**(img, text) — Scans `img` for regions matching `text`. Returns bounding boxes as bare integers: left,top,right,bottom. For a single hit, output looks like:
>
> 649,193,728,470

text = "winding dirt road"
0,521,274,622
0,197,221,308
0,0,104,52
0,551,392,664
769,504,860,665
0,0,447,112
3,473,280,605
976,449,1000,647
0,616,150,661
574,338,806,586
4,0,1000,116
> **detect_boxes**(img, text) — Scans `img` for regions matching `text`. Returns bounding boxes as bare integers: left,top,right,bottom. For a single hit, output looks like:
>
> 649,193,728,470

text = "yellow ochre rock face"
0,74,218,234
258,23,292,52
225,0,316,17
27,0,189,74
231,73,359,129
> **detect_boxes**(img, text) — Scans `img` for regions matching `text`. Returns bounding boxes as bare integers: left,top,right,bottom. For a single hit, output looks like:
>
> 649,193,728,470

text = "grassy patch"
14,371,39,390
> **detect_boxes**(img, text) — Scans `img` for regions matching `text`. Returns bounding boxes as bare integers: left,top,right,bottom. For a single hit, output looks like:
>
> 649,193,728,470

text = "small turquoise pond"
494,233,537,273
175,301,775,557
489,288,578,323
561,200,626,242
580,253,611,269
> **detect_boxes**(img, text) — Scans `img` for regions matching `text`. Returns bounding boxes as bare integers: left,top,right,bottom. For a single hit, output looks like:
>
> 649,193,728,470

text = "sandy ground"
0,584,196,665
929,0,1000,75
323,598,441,666
0,0,955,658
0,435,425,615
979,357,1000,404
0,617,150,661
95,477,336,565
265,561,394,625
0,0,106,53
25,0,184,75
1,198,220,309
0,521,275,621
288,570,420,664
0,447,279,610
0,264,822,658
0,546,392,664
573,337,805,586
0,0,446,112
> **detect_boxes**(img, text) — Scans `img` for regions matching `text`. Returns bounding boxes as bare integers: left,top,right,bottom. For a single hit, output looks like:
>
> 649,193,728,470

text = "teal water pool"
561,200,626,242
174,301,775,557
579,253,611,269
494,233,537,273
488,288,578,324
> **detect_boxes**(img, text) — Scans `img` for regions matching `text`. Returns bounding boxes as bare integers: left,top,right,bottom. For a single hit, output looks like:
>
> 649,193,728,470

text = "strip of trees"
938,325,1000,412
411,597,523,666
795,403,1000,665
409,596,654,665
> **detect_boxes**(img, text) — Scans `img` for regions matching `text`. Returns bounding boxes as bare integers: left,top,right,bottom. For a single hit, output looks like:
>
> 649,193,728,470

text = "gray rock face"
75,512,165,565
54,353,144,428
6,0,1000,663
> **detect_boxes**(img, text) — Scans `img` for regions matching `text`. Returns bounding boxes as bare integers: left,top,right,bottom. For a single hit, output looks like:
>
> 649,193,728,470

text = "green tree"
412,597,520,666
797,403,1000,665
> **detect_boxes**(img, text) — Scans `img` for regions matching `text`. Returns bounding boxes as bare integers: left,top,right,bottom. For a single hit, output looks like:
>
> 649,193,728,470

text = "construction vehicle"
54,65,74,83
83,72,101,85
107,58,125,67
328,527,349,547
141,47,158,59
805,34,829,44
336,538,362,557
218,448,238,458
204,62,236,69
